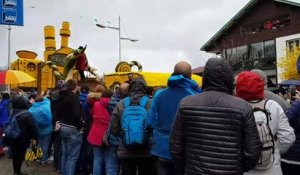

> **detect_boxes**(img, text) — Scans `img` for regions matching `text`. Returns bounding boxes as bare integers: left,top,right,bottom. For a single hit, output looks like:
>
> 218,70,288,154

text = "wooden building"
201,0,300,84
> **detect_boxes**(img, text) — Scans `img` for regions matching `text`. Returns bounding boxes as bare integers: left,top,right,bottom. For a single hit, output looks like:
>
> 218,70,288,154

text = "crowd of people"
0,58,299,175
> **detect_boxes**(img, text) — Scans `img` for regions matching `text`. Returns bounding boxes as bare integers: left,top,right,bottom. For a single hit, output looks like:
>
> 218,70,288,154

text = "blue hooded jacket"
29,98,53,136
0,99,10,127
149,75,201,159
79,92,90,124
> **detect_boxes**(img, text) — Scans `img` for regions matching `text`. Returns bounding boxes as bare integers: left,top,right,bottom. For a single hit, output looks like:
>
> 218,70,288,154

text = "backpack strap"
124,96,148,108
263,100,269,109
139,96,148,107
124,97,131,108
13,110,29,119
261,100,275,154
263,100,272,121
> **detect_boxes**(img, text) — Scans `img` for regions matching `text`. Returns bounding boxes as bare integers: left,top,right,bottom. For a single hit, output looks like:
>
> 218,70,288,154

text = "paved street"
0,155,59,175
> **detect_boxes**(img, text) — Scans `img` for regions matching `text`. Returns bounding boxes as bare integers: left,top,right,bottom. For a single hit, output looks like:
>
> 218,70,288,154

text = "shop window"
225,40,276,71
27,63,36,71
226,48,239,70
264,40,276,58
221,49,226,59
262,40,276,67
250,42,264,60
236,45,248,60
226,48,235,60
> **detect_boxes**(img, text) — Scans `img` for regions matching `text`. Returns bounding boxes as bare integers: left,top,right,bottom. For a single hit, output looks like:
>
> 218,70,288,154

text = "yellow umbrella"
0,70,36,85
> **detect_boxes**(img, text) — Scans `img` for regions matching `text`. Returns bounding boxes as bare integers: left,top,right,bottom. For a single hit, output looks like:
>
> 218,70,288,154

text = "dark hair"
129,78,147,94
102,89,113,98
12,95,28,109
81,85,89,93
28,93,37,100
66,79,78,91
1,92,10,100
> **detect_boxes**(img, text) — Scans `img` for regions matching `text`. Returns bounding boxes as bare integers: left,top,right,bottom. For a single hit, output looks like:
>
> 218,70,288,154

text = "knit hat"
236,71,264,101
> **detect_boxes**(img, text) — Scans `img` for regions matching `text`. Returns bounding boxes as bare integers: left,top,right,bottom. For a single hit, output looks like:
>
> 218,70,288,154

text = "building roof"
200,0,300,52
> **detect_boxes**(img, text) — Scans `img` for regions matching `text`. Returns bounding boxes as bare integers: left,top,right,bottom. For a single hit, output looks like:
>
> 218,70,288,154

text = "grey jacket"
245,100,295,175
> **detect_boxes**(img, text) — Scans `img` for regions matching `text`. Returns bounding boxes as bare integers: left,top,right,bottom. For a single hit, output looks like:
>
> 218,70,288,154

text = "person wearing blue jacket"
29,94,53,164
0,92,10,156
149,61,201,175
282,97,300,175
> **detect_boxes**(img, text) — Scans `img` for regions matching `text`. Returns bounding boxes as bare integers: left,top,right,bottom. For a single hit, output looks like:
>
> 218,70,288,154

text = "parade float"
10,22,99,91
104,61,202,89
9,21,202,92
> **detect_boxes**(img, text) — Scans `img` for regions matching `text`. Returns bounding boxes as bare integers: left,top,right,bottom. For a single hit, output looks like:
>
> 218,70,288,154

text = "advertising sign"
0,0,23,26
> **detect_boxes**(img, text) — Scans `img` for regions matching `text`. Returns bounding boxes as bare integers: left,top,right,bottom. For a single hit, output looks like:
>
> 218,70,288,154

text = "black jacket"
170,58,261,175
50,88,60,126
56,90,84,129
5,95,38,147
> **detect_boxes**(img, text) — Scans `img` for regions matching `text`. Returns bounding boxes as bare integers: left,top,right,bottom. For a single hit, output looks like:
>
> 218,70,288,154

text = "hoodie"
149,75,201,160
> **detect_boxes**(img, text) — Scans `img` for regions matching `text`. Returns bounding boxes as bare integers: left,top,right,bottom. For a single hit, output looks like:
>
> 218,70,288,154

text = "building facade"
201,0,300,85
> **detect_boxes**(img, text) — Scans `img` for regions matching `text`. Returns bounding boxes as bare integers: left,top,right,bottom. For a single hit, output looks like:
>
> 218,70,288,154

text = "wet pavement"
0,155,60,175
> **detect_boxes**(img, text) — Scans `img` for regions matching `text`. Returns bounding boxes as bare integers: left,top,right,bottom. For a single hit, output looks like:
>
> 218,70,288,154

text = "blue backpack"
3,111,28,140
121,96,150,147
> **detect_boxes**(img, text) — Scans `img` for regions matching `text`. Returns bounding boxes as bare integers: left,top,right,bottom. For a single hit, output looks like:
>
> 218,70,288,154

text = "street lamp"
96,16,138,62
8,25,11,70
1,25,13,69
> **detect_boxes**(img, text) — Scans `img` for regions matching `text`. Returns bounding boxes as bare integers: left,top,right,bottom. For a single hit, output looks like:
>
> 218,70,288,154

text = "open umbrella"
0,70,36,85
279,80,300,87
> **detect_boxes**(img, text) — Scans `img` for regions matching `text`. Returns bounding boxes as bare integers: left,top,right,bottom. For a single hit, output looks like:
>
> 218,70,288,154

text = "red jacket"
76,53,88,71
87,97,111,146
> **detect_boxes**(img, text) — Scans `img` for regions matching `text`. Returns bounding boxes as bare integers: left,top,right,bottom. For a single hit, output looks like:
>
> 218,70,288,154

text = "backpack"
3,110,28,140
121,96,150,147
250,100,275,170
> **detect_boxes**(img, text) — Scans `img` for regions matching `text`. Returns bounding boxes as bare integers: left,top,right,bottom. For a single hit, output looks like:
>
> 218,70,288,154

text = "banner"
0,0,23,26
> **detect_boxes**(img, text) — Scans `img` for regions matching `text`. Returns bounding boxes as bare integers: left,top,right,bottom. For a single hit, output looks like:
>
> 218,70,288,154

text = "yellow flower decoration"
278,47,300,80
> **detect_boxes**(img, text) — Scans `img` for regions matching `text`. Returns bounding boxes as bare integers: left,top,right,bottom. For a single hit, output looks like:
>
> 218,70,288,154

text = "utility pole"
119,16,121,62
8,25,11,69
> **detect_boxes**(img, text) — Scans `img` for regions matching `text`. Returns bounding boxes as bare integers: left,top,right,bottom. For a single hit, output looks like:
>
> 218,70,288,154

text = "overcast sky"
0,0,250,74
